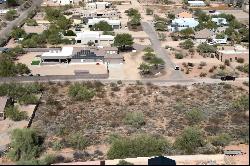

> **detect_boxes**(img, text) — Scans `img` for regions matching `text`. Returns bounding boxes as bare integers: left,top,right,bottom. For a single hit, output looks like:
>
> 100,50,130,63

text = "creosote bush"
68,83,95,101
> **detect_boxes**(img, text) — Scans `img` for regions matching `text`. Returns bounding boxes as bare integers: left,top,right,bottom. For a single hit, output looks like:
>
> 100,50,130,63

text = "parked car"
174,65,180,70
221,76,236,81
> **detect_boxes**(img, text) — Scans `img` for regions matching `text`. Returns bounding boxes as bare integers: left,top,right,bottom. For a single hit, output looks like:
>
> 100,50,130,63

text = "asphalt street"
141,22,185,80
0,0,43,40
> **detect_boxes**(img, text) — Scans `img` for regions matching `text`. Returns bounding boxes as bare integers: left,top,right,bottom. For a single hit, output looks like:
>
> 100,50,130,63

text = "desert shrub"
7,128,43,161
18,94,38,105
199,72,207,77
236,58,244,63
67,133,88,150
17,154,58,165
224,59,230,66
174,127,204,154
68,83,95,101
107,134,170,159
219,65,226,70
5,106,28,121
73,151,90,161
175,53,184,59
243,81,249,86
232,95,249,111
117,160,134,165
236,64,249,73
52,140,64,151
186,108,204,124
123,111,145,128
210,133,231,147
199,61,207,66
143,47,154,53
223,84,232,89
117,80,122,84
107,133,122,144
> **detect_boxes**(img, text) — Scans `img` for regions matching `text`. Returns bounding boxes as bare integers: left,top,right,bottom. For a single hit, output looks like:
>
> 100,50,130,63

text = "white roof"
100,35,114,40
42,47,73,57
0,9,9,14
75,31,100,38
88,18,120,25
188,1,205,4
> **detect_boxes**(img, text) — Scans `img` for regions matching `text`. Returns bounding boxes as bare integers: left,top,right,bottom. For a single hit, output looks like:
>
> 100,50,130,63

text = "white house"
87,18,121,29
211,18,228,26
168,18,199,32
0,9,9,16
41,47,73,63
75,31,114,46
54,0,74,5
188,1,206,7
86,2,111,10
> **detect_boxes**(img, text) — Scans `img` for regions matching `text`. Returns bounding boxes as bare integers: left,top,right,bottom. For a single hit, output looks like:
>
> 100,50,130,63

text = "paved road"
0,75,248,87
141,22,185,80
0,0,43,40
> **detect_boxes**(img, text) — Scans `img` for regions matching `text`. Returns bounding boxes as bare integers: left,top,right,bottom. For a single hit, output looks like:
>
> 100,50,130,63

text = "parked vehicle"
174,65,180,70
221,76,236,81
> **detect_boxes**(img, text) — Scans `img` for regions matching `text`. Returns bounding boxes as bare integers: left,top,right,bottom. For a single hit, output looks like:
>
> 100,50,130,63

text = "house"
41,46,123,64
0,97,11,121
0,0,6,4
211,17,228,26
87,18,121,29
188,1,206,7
0,9,9,16
86,2,111,10
216,45,249,62
194,28,215,43
173,9,193,18
68,8,121,19
168,18,199,32
75,32,114,46
54,0,74,5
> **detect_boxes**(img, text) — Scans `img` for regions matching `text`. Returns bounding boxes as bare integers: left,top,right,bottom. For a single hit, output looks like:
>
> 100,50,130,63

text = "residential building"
87,18,121,29
68,8,121,19
75,31,114,46
211,17,228,26
194,28,215,43
188,1,206,7
0,0,6,4
41,46,123,64
53,0,74,5
168,18,199,32
216,45,249,62
0,97,11,121
86,2,111,10
0,9,9,16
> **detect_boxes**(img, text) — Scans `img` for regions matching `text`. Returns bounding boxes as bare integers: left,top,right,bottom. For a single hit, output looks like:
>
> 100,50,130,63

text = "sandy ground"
134,38,151,45
224,144,249,165
108,51,143,80
17,52,107,76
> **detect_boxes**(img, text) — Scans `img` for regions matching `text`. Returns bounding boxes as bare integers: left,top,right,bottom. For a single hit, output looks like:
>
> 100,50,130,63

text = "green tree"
0,57,16,77
107,134,169,159
11,27,26,39
138,63,151,74
180,28,194,39
5,106,28,121
179,39,194,49
15,63,30,75
175,127,204,154
6,0,19,7
197,43,217,53
114,33,134,48
91,21,113,31
5,9,17,21
7,128,43,161
26,19,38,26
56,16,72,30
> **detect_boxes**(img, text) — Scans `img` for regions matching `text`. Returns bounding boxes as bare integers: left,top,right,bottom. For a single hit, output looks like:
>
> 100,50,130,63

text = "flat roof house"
188,1,206,7
211,18,228,26
216,45,249,62
54,0,74,5
168,18,199,32
87,18,121,29
0,9,9,16
41,46,123,64
86,2,111,10
75,31,114,46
